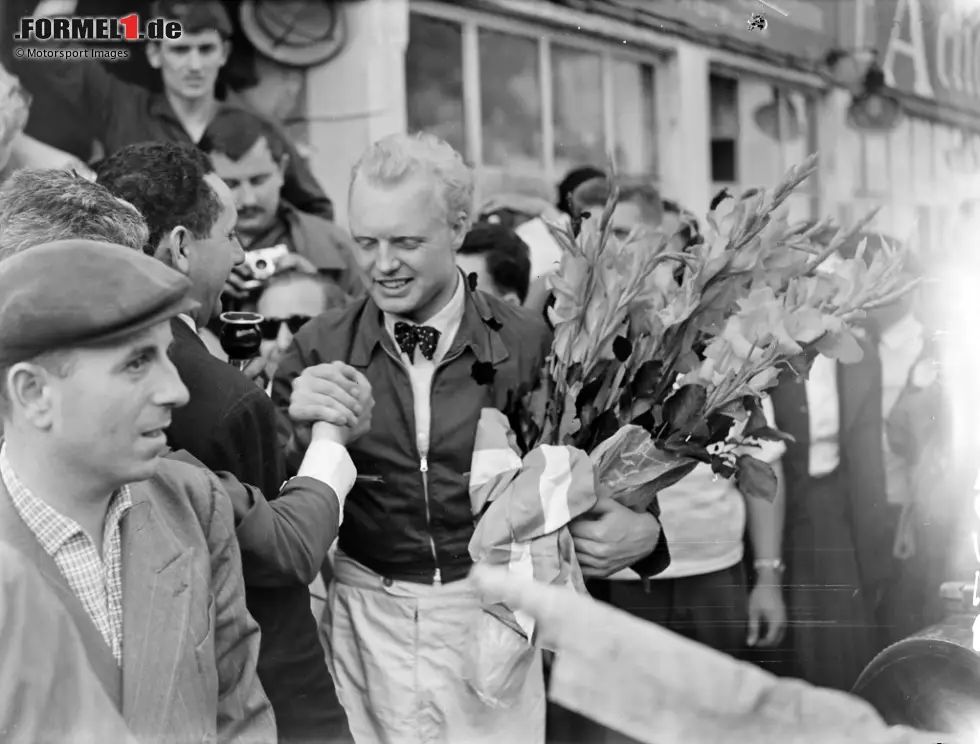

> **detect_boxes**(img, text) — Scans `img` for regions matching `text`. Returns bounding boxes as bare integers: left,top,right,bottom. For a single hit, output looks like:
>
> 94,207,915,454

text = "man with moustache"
0,239,274,742
19,0,331,219
273,132,668,743
203,107,365,303
96,141,368,743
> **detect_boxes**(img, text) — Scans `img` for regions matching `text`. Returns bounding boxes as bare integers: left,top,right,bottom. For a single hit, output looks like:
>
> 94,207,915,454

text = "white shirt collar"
879,311,921,351
383,272,466,364
178,313,197,333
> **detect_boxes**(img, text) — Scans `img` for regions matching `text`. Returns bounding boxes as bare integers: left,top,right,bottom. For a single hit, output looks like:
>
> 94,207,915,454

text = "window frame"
408,1,665,192
707,66,821,218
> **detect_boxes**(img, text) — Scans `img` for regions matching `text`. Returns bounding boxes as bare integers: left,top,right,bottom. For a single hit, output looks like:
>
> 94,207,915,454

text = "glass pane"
709,74,738,183
479,30,542,169
405,14,465,155
552,45,604,176
612,59,656,176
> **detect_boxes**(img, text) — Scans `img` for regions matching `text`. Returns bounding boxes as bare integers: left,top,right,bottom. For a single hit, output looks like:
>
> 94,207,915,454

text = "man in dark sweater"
97,141,367,743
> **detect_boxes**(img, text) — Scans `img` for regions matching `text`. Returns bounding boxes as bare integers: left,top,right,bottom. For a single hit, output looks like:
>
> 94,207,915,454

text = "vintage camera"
242,244,290,290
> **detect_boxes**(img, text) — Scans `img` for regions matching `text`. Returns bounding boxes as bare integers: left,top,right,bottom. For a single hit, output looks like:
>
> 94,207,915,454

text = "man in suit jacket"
97,141,369,742
0,542,138,744
0,239,274,742
767,233,922,691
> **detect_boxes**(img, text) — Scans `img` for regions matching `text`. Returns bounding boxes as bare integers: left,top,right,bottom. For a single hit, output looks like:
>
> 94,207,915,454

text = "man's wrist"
753,558,785,584
311,421,346,445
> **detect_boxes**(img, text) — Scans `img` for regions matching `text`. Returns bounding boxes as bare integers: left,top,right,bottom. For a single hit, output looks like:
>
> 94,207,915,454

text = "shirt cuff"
295,440,356,526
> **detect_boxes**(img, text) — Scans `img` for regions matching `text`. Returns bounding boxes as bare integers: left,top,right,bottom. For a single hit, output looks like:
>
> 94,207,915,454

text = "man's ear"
146,41,161,69
6,364,55,428
219,39,232,67
450,213,470,252
278,153,290,178
163,226,192,275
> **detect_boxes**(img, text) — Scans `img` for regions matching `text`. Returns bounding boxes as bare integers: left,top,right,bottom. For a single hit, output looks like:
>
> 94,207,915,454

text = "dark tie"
393,321,440,361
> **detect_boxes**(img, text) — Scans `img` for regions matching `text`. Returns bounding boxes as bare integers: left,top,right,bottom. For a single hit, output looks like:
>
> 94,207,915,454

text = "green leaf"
735,455,778,501
659,438,713,463
612,335,633,362
632,360,663,398
742,426,796,443
648,460,700,492
709,455,737,479
662,384,707,432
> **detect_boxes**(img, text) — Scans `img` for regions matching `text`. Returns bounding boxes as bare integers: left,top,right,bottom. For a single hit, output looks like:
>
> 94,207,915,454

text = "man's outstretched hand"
289,362,374,445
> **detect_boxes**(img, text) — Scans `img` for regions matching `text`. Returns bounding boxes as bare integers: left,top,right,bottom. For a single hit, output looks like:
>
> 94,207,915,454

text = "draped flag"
464,408,598,707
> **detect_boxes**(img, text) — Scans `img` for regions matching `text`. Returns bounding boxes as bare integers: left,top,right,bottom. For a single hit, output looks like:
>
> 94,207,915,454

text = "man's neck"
3,437,115,544
165,89,218,142
406,271,461,325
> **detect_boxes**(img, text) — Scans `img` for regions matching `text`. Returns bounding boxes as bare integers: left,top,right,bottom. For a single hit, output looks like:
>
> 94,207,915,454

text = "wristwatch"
753,558,785,574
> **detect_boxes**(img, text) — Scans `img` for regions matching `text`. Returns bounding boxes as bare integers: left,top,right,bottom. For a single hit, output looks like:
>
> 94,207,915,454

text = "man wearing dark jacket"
96,141,367,743
19,0,333,220
273,132,668,743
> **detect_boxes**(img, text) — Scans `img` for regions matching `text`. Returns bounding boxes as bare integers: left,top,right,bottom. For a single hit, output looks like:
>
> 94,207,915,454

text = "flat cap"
0,240,198,366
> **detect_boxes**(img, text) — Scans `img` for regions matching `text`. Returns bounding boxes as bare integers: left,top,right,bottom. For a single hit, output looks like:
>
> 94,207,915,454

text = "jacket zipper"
423,345,468,585
381,342,468,586
418,436,440,586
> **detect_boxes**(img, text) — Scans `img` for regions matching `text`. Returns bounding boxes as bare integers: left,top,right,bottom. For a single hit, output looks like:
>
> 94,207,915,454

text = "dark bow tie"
393,321,440,361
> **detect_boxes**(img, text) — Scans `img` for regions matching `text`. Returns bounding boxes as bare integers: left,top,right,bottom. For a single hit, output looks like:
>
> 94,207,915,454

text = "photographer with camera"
96,141,369,743
203,107,366,309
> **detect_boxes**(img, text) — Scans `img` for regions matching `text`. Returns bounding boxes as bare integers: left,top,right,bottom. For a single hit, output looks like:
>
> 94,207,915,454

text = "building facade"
302,0,980,253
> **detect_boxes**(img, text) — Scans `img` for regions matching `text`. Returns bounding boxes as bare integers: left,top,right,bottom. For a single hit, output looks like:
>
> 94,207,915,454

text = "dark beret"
0,240,198,366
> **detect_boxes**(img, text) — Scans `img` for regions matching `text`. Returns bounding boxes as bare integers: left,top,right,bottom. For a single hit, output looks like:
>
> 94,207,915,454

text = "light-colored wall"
303,0,410,228
657,44,712,216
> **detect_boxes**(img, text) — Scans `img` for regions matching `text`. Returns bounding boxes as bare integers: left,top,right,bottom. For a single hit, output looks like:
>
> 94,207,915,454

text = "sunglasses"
260,315,312,340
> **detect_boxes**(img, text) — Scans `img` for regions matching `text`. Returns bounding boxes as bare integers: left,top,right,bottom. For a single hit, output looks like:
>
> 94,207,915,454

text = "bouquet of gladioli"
463,155,915,708
507,153,915,504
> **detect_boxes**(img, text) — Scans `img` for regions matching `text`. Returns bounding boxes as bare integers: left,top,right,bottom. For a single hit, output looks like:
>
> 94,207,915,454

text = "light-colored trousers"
321,551,546,744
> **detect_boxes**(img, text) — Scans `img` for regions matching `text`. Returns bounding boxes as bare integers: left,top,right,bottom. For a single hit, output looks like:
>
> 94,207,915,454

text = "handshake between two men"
288,362,376,447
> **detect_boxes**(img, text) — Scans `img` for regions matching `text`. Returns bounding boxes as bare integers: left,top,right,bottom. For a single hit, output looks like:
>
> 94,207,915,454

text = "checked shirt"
0,444,132,664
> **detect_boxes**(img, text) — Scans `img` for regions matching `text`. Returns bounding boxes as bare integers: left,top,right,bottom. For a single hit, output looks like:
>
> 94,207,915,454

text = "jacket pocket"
355,474,385,485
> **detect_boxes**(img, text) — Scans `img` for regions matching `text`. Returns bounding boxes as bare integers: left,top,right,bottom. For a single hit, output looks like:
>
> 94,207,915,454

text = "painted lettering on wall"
864,0,980,116
881,0,935,98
